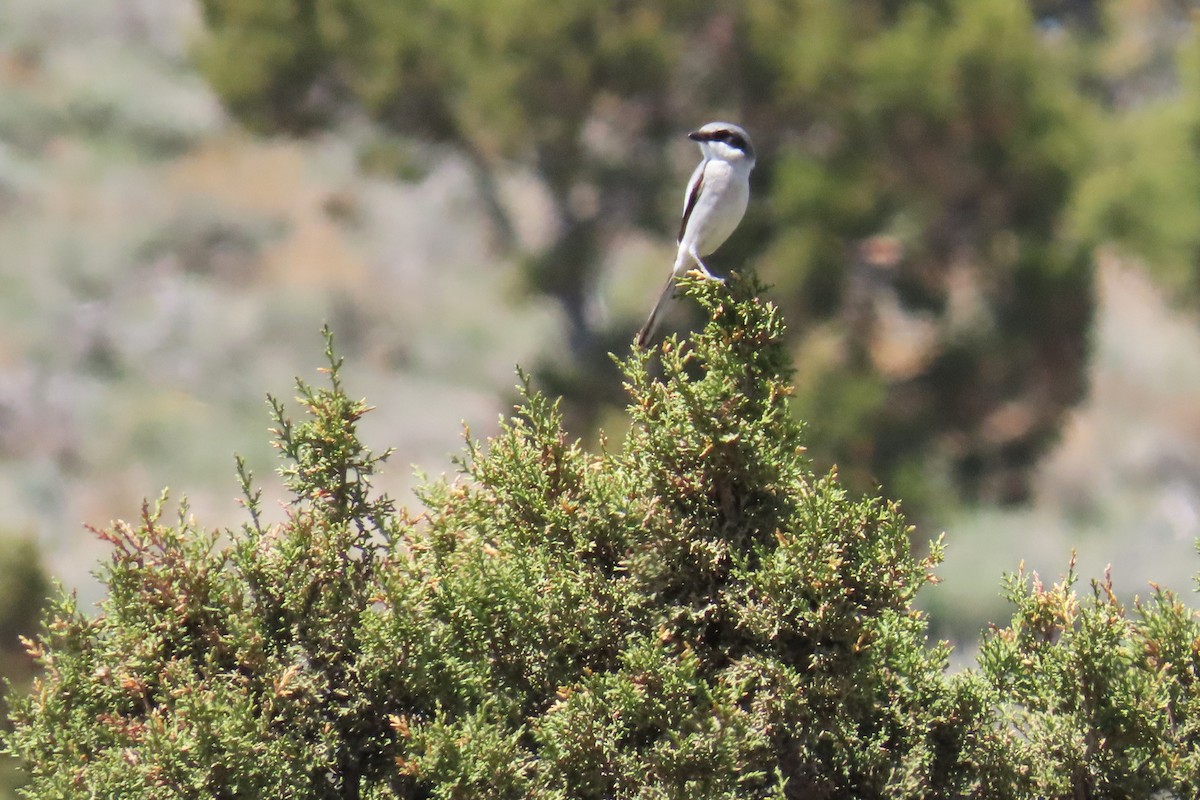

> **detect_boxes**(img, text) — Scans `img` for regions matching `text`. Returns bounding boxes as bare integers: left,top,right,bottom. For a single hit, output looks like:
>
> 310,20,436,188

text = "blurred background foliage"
195,0,1103,512
0,535,48,798
5,5,1200,785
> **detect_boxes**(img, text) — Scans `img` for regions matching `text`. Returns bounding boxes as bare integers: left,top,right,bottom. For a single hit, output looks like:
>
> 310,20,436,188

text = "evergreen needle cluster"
5,278,1200,798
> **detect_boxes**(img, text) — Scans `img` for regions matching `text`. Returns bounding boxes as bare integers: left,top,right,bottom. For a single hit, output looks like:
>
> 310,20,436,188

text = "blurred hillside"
0,0,560,597
1,0,1200,646
931,256,1200,643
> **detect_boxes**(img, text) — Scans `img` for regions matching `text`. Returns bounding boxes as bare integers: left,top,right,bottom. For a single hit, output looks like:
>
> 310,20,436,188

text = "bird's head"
689,122,755,167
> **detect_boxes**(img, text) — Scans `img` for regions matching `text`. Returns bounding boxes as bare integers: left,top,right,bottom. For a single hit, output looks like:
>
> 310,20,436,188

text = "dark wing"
677,160,706,243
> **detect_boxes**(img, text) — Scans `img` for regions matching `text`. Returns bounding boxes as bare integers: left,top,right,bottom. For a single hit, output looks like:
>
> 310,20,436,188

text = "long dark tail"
636,272,678,348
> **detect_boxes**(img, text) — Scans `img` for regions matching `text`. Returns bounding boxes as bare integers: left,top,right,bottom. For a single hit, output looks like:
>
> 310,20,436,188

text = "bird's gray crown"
688,121,754,160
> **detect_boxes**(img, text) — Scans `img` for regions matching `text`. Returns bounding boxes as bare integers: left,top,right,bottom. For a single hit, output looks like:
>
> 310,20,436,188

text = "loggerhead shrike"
636,121,755,347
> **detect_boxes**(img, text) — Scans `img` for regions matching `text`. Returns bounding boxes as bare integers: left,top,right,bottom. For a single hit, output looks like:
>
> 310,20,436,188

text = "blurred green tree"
1071,6,1200,301
195,0,1096,511
0,535,49,800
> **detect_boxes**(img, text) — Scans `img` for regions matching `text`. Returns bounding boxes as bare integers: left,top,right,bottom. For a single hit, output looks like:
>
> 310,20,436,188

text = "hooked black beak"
688,130,707,142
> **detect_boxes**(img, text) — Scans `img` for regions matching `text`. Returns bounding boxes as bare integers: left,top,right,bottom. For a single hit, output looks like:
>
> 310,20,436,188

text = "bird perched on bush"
637,121,755,347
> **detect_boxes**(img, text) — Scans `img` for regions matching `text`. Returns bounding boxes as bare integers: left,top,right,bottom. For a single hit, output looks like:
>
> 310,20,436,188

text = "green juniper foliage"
5,278,1200,798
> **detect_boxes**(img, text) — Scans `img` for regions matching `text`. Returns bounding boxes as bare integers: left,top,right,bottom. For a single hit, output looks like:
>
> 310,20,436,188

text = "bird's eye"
728,134,745,150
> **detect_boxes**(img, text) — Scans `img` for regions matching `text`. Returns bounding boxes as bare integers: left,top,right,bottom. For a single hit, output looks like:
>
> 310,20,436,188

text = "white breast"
687,159,751,257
